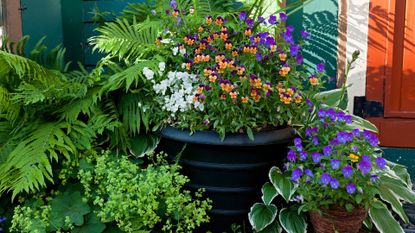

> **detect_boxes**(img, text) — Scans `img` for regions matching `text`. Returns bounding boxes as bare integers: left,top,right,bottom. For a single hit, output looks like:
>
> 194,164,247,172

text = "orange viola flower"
263,84,271,92
279,66,291,77
204,69,212,77
245,28,252,37
209,75,217,82
279,53,287,61
213,33,219,40
250,90,258,97
155,37,161,46
241,96,249,103
193,95,199,103
215,55,225,63
203,55,210,62
195,48,202,55
215,16,224,26
295,95,303,103
253,95,261,102
225,42,233,50
220,94,227,100
185,63,191,70
237,66,245,75
287,88,295,96
230,91,238,99
270,45,277,52
221,26,227,32
206,16,213,25
197,86,204,94
254,36,261,43
232,50,239,57
309,76,319,86
250,46,257,54
198,26,204,33
172,9,180,17
220,32,228,41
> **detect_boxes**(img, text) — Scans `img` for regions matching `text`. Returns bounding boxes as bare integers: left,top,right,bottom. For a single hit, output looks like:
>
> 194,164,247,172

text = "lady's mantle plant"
142,5,324,138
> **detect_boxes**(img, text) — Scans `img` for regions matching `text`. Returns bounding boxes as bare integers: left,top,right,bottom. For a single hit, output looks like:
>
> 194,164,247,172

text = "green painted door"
20,0,64,51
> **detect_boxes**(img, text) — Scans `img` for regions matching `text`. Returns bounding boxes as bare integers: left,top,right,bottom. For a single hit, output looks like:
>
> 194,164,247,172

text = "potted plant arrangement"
128,2,326,230
249,105,415,233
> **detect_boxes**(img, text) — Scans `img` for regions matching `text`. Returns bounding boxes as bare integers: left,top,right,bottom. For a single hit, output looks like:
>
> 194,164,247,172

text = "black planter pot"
158,126,294,233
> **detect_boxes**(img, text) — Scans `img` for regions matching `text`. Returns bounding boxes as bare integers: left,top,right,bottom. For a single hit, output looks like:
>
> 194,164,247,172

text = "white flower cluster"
152,71,203,114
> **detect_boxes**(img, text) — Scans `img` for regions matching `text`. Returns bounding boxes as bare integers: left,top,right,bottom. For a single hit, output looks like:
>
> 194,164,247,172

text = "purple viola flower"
265,36,276,47
346,183,356,194
246,18,254,27
294,138,302,147
256,52,263,61
376,157,387,170
268,15,277,25
170,0,178,9
176,17,182,26
305,127,317,137
323,146,332,156
305,169,314,177
352,128,361,137
330,178,340,189
203,119,210,126
282,31,294,44
316,62,325,73
337,132,353,143
296,54,304,65
312,152,322,163
358,155,372,175
300,151,308,161
300,29,310,39
329,138,340,146
312,136,319,145
290,44,300,56
306,99,313,107
287,149,297,162
317,109,326,118
239,11,247,21
370,174,379,183
287,25,294,32
279,12,287,21
320,173,331,185
345,115,353,124
258,16,265,23
331,159,341,169
342,165,353,178
291,168,303,182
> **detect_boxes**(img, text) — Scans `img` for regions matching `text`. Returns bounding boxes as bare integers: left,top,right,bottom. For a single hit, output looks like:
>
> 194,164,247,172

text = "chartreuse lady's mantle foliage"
10,151,211,233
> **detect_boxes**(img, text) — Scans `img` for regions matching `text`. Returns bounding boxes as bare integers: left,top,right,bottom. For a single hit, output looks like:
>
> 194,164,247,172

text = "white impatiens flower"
143,67,154,80
172,47,179,56
158,62,166,72
152,71,200,115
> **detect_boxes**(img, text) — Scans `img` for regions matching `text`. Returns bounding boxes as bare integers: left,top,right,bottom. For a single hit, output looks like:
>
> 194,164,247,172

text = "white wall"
345,0,370,112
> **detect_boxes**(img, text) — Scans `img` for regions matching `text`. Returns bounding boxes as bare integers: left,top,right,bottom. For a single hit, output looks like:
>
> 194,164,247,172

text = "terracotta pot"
309,205,368,233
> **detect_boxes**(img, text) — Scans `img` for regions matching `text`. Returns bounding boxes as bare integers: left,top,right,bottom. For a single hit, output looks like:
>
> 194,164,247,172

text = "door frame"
3,0,22,41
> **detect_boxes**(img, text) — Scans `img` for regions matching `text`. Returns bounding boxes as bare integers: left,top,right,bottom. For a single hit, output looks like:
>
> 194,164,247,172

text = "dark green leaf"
248,203,278,231
247,127,254,141
261,182,278,205
73,213,106,233
269,167,296,202
369,201,404,233
49,190,91,229
279,206,307,233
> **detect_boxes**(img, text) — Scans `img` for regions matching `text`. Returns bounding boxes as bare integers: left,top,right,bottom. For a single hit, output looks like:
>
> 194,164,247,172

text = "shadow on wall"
287,0,339,90
365,2,415,100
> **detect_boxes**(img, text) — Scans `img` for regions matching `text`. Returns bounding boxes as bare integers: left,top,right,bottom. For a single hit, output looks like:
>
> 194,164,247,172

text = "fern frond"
0,50,47,79
90,18,162,61
100,60,158,93
0,120,95,198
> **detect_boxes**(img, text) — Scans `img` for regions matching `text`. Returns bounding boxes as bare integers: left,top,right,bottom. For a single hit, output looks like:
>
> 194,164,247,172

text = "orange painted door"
367,0,415,147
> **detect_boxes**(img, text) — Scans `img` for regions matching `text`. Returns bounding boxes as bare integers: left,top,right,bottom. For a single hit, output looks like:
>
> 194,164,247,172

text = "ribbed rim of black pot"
160,126,294,146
